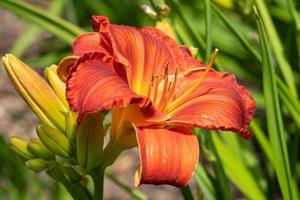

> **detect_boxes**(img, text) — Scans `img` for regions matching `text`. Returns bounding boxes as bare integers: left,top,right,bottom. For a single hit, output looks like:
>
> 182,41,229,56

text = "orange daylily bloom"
59,16,255,187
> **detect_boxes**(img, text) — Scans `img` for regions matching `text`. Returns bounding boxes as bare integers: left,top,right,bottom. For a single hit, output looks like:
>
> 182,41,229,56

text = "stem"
92,167,106,200
47,161,92,200
180,185,194,200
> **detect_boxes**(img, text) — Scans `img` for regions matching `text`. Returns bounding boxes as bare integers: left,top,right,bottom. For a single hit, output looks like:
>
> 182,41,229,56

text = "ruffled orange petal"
90,16,205,96
135,126,199,187
66,52,146,122
167,70,255,139
72,32,108,56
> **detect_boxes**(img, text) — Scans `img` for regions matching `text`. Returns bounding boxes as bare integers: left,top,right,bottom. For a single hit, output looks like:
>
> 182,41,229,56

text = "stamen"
157,65,169,109
160,67,178,111
147,75,154,99
166,49,219,112
152,75,162,105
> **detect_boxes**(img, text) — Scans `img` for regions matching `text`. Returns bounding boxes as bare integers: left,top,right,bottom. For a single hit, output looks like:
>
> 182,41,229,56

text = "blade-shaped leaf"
255,7,297,200
0,0,85,45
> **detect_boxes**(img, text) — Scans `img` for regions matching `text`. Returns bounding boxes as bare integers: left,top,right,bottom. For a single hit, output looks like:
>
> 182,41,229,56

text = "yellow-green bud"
2,54,68,132
27,138,54,160
25,158,48,173
65,111,77,142
44,65,69,108
9,136,34,160
155,19,176,40
37,124,73,158
189,47,199,58
77,112,104,170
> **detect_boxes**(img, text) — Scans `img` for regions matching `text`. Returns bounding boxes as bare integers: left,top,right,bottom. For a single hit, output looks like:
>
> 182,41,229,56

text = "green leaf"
105,172,149,200
194,164,217,200
9,0,65,57
211,3,261,62
253,0,297,97
204,0,212,63
206,133,232,200
0,0,85,45
250,119,274,167
286,0,300,69
211,134,266,200
255,7,297,200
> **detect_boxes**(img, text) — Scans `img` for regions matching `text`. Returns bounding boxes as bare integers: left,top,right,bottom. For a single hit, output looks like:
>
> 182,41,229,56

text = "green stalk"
180,185,194,200
47,162,92,200
91,167,105,200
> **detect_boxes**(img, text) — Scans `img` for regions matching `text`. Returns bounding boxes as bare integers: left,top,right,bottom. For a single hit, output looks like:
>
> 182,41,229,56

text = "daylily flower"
58,16,255,187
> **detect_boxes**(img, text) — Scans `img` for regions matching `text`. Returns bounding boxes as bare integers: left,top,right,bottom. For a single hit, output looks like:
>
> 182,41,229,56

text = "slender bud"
9,136,34,160
65,111,77,142
77,112,104,170
27,138,54,160
25,158,48,173
2,54,68,132
189,47,199,58
155,19,176,40
44,65,69,109
37,124,73,158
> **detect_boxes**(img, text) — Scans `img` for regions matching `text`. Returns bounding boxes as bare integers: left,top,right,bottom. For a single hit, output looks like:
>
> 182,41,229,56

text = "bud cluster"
2,55,104,180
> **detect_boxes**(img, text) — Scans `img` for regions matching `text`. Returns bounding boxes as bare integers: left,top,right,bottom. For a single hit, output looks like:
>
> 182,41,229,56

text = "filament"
166,48,219,113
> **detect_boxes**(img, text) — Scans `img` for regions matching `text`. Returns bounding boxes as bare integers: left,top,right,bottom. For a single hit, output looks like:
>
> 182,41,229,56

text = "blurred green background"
0,0,299,199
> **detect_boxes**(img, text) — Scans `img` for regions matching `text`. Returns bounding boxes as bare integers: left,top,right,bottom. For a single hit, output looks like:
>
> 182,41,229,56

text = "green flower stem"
91,167,106,200
47,161,92,200
180,185,194,200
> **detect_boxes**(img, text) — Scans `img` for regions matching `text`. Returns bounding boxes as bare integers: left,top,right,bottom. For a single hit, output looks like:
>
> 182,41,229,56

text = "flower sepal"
76,112,104,170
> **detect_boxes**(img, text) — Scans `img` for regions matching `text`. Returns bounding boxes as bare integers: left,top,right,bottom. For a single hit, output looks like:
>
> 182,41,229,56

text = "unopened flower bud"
36,124,74,158
9,136,34,160
155,19,176,40
25,158,48,173
2,54,68,132
65,111,77,142
27,138,54,160
44,65,69,109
